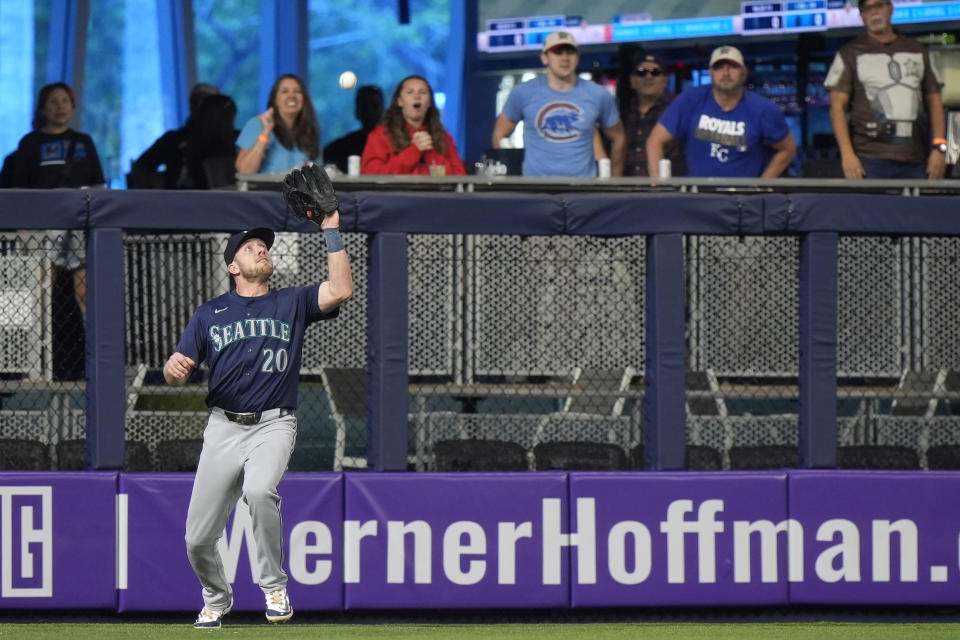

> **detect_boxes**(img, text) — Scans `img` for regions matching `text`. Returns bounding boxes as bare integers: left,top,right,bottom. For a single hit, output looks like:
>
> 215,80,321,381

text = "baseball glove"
281,163,339,225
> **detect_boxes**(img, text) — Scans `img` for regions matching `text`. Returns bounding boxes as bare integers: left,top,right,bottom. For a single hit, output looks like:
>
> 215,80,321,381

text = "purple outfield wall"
1,470,959,610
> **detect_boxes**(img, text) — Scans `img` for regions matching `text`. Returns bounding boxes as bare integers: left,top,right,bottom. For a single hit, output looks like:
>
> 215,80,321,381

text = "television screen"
477,0,960,54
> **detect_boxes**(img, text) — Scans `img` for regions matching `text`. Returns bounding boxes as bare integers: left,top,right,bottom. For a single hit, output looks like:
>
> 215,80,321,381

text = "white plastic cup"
598,158,611,178
347,155,361,176
658,158,672,179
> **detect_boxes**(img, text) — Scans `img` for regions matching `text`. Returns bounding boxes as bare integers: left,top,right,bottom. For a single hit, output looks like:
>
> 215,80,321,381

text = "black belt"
220,408,294,425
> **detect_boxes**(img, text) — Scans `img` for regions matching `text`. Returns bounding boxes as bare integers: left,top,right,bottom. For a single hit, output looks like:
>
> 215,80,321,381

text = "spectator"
11,81,104,381
646,46,796,178
824,0,945,180
623,53,685,177
183,94,239,189
323,85,384,173
129,82,220,188
0,151,16,188
361,75,465,175
491,30,625,177
235,74,320,174
12,82,104,189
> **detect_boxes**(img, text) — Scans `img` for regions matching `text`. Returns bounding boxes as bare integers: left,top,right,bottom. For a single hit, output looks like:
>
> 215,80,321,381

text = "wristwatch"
933,137,948,154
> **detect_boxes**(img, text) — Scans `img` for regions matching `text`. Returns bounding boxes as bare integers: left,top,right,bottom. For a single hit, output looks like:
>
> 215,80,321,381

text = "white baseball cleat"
265,588,293,623
194,604,231,629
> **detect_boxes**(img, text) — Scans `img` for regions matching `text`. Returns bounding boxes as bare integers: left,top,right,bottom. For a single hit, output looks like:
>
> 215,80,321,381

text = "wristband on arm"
323,228,344,253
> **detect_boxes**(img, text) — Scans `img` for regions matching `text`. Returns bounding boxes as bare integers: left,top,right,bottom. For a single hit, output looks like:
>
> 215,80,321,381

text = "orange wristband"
258,134,270,144
933,137,947,144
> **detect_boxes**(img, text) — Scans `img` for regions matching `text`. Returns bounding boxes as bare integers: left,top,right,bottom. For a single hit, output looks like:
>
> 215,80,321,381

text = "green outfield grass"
1,623,959,640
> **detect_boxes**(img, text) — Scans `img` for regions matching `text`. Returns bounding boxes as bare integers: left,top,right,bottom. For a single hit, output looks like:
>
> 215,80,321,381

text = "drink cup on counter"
347,155,361,176
428,163,446,177
658,158,672,179
598,158,611,178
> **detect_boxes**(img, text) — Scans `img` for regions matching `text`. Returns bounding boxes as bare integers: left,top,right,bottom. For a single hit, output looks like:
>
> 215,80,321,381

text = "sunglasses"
633,68,662,77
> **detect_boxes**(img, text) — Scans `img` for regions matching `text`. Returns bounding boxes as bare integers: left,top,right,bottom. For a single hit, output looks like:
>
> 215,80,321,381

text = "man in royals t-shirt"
646,45,796,178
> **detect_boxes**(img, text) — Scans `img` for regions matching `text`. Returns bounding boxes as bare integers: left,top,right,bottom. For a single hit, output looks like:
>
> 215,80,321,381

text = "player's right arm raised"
317,210,353,313
281,164,354,313
163,351,196,386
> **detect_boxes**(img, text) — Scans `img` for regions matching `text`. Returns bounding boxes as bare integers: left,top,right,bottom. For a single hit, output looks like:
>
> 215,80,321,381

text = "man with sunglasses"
623,53,684,176
646,45,796,178
824,0,945,180
492,30,625,177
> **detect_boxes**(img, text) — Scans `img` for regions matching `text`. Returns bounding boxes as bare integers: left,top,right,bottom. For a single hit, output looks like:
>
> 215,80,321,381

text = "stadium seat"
0,438,51,470
563,367,636,416
629,444,723,470
321,367,367,470
532,441,628,471
890,369,944,418
433,439,528,471
837,445,919,470
686,444,723,470
156,438,204,472
629,444,644,469
56,439,86,470
124,440,154,471
686,370,726,417
728,445,799,470
57,438,154,471
926,444,960,470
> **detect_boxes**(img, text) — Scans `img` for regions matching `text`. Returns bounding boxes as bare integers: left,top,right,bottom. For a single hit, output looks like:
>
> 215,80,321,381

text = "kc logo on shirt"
535,102,583,142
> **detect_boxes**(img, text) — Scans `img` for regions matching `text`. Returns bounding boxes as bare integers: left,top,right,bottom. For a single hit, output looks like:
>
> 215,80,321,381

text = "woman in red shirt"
361,75,465,175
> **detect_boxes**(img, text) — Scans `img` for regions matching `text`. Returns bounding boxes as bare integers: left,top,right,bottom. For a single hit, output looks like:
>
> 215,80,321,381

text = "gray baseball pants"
184,408,297,611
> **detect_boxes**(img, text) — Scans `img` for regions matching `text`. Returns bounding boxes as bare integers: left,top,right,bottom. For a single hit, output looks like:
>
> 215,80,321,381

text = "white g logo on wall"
0,487,53,597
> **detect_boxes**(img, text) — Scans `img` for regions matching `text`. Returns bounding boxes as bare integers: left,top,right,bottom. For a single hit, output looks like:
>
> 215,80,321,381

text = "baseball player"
163,164,351,628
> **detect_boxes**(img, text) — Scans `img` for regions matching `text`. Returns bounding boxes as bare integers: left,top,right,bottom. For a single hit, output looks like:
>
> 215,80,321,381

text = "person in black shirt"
622,53,684,177
179,94,238,189
129,83,223,188
322,85,383,173
11,82,105,380
12,82,104,189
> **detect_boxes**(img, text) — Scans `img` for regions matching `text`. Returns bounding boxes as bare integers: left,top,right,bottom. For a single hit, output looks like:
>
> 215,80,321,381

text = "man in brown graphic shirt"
824,0,945,179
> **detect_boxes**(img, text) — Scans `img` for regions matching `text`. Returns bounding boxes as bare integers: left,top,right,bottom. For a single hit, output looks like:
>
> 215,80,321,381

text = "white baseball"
339,71,357,90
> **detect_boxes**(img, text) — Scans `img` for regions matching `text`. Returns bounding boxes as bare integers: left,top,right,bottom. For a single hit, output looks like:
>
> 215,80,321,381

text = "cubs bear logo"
535,102,583,142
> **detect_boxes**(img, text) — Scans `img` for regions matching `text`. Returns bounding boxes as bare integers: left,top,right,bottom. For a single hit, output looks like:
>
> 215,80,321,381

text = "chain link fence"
0,229,958,472
858,236,960,470
410,235,645,471
0,231,85,470
686,235,799,469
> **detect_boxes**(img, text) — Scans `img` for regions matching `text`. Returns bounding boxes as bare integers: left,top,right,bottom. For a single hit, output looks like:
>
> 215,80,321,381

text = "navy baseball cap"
224,228,275,266
633,52,663,68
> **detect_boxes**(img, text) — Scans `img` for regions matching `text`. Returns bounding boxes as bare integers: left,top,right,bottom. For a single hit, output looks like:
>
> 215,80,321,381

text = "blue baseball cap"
224,228,275,266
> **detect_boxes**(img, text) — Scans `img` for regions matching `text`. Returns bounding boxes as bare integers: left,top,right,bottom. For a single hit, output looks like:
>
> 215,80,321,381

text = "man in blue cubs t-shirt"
492,30,625,177
647,45,796,178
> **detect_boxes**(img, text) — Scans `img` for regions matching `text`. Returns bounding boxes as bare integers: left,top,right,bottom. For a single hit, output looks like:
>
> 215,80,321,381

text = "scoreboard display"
477,0,960,53
741,2,828,35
